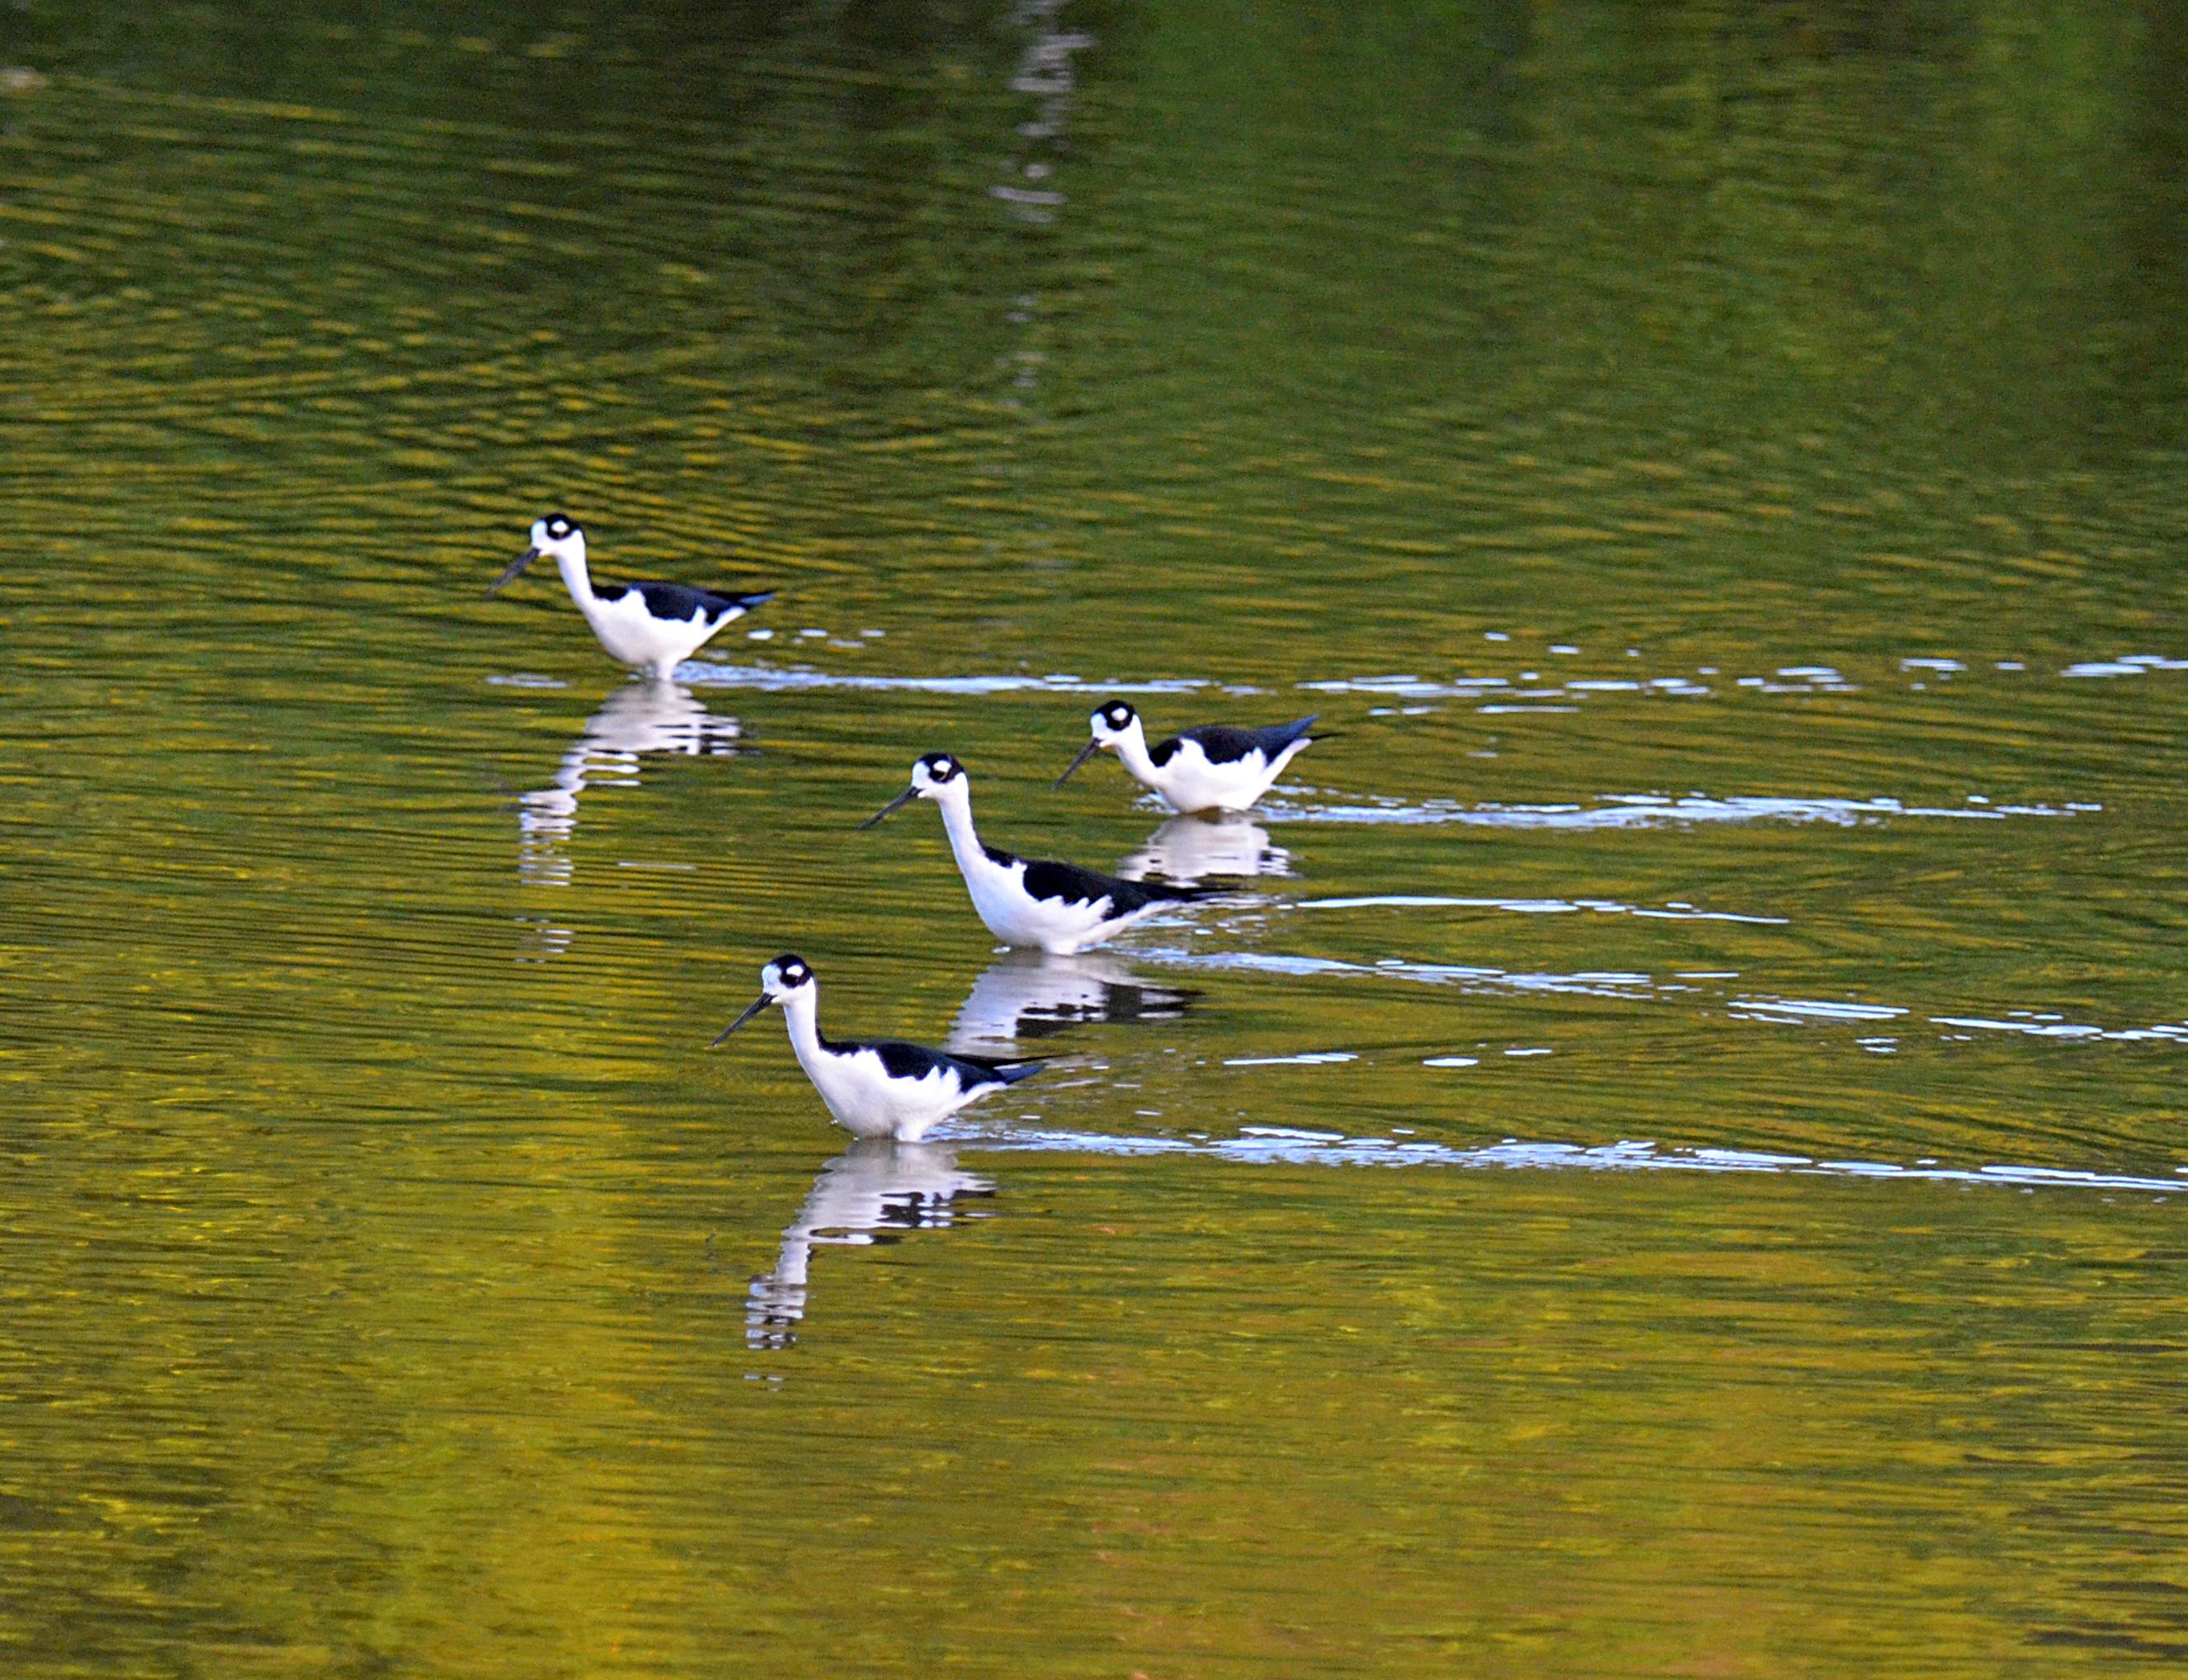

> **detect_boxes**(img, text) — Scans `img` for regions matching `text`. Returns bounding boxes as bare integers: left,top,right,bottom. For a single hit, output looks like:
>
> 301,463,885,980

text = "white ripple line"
1297,894,1787,926
1264,794,2087,830
1138,947,2188,1050
959,1126,2187,1196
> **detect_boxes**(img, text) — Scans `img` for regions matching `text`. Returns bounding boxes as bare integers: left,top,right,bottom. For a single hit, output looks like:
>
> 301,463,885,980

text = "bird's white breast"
803,1045,983,1141
961,856,1139,956
1146,740,1304,814
583,591,726,670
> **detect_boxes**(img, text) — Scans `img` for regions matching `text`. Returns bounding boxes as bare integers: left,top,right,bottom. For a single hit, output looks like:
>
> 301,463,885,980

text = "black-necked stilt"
711,953,1045,1140
747,1139,993,1348
488,513,774,682
860,753,1219,954
1054,701,1319,813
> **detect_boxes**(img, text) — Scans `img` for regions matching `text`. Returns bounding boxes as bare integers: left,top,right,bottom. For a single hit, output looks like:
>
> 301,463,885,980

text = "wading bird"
861,753,1219,954
1054,701,1319,813
711,953,1045,1141
488,512,772,681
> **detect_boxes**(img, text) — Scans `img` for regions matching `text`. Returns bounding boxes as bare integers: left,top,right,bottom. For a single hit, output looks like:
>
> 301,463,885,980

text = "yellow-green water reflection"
2,2,2186,1674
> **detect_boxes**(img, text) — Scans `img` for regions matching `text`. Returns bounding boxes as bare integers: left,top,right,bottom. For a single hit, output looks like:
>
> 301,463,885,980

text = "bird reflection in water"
949,946,1196,1054
747,1140,995,1350
516,679,744,889
1116,814,1291,886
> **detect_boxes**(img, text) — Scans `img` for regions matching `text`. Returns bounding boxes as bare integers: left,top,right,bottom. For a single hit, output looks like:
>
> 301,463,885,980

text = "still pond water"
2,2,2186,1674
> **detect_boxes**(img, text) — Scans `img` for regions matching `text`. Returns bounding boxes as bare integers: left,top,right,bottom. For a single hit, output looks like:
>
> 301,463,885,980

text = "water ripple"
968,1125,2188,1195
1297,894,1787,925
686,662,1206,696
1266,792,2092,829
1141,946,2188,1051
2061,655,2188,678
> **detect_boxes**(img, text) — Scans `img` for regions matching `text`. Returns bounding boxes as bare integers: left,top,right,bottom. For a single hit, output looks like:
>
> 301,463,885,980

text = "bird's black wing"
1161,715,1319,767
1021,857,1218,911
987,839,1217,909
945,1048,1049,1087
865,1039,1043,1089
617,580,775,622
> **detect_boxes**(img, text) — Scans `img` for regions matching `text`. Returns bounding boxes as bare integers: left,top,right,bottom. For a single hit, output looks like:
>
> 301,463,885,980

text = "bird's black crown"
1099,701,1136,729
917,753,962,781
770,953,812,985
543,512,578,540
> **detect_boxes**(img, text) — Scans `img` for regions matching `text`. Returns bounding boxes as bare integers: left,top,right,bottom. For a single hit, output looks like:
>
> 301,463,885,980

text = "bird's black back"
841,1036,1044,1089
945,1048,1049,1087
609,580,775,622
1148,715,1318,767
979,843,1218,911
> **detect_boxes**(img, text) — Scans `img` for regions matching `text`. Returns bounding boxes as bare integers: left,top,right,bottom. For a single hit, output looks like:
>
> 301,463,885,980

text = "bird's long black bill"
487,547,540,597
857,786,918,831
710,994,771,1046
1054,738,1101,789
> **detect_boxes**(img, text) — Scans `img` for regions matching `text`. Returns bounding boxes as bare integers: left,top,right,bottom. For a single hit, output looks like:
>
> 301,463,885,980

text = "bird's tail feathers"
1144,878,1229,902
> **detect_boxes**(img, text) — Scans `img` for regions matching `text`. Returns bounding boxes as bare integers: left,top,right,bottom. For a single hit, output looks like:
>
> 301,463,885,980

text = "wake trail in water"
1140,945,2188,1050
963,1123,2187,1195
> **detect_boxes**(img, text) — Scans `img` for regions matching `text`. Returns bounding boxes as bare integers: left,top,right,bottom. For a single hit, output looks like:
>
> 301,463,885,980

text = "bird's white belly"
583,593,716,671
804,1047,983,1141
1148,743,1301,813
1148,760,1251,814
964,866,1122,956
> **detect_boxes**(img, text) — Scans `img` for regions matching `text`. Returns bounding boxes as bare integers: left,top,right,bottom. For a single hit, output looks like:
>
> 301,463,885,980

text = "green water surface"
2,2,2186,1675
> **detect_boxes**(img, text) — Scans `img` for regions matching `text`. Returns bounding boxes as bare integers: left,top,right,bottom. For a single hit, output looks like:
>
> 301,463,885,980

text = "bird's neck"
780,989,829,1069
554,545,598,611
1112,727,1160,781
934,790,995,876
